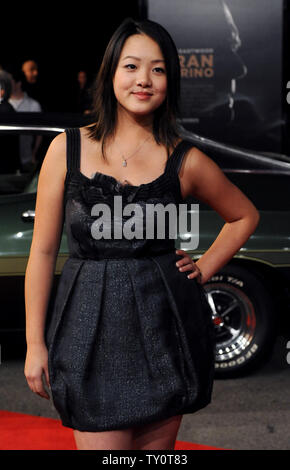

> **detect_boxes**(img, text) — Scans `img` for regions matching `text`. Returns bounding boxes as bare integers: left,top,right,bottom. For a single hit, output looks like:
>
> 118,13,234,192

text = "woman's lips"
133,92,153,100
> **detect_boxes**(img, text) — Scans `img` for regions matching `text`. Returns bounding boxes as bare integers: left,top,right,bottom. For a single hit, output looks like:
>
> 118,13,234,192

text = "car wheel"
202,264,277,378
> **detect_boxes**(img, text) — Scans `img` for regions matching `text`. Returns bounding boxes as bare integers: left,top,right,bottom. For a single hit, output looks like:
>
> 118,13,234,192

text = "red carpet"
0,411,225,450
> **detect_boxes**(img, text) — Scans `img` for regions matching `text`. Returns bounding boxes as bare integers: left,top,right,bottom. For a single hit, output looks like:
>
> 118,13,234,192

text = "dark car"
0,116,289,378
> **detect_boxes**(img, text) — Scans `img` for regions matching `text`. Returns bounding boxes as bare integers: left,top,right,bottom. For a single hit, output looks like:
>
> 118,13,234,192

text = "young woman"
24,18,260,450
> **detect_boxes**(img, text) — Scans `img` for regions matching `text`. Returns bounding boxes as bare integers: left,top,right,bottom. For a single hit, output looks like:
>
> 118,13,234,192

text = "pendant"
122,160,127,167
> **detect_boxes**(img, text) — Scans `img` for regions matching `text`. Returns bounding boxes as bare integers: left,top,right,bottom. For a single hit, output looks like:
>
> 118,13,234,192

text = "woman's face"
113,34,167,118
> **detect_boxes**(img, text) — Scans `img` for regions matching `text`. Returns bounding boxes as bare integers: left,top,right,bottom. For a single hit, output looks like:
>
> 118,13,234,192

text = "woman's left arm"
181,146,260,284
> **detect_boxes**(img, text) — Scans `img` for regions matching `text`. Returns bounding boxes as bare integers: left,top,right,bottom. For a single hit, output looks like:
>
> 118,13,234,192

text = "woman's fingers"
175,249,190,266
26,377,36,394
33,376,50,399
26,372,50,400
186,268,200,280
177,261,193,271
175,250,194,269
175,249,201,280
24,345,50,399
178,263,200,279
44,366,50,389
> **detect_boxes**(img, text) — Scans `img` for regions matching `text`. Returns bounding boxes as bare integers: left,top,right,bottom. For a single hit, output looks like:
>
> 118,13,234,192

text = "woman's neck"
114,106,154,143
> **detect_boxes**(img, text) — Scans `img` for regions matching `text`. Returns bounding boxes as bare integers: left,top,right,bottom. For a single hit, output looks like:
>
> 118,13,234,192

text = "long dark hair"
87,17,181,160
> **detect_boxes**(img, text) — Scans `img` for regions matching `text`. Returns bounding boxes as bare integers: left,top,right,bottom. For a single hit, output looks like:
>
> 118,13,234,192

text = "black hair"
4,64,26,85
0,70,12,101
87,17,181,160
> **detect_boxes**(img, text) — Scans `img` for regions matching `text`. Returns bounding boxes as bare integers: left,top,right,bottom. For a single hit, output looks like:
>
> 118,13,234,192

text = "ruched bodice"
63,128,191,260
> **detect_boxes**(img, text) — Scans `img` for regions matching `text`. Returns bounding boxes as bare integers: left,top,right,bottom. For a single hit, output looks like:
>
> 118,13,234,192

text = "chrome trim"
0,125,65,133
21,210,35,221
223,168,290,175
178,123,290,170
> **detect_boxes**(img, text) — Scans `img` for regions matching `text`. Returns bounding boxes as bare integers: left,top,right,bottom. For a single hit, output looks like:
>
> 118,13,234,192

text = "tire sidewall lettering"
214,343,259,369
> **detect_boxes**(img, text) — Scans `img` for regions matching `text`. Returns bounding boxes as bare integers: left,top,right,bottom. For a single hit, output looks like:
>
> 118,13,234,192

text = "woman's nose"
136,73,152,87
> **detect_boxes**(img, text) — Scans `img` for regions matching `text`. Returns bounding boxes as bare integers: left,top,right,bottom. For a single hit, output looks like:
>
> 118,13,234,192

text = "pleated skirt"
45,251,216,432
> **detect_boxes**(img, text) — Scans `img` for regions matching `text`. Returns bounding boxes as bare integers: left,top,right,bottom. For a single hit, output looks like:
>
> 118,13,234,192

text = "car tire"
202,263,277,378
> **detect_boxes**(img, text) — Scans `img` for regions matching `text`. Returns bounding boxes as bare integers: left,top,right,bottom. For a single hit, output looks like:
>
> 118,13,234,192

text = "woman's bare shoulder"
39,131,67,182
181,145,220,178
46,131,67,154
185,145,216,167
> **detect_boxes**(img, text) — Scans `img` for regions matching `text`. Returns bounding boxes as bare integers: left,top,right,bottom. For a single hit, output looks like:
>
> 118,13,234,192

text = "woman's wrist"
197,269,203,284
26,338,46,349
194,262,203,284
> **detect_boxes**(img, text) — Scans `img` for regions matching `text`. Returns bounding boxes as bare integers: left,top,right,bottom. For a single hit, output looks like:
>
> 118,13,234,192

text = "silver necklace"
120,135,152,167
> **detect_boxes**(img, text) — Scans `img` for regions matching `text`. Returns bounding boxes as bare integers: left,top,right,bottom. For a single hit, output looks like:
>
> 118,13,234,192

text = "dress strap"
65,128,81,173
167,139,195,175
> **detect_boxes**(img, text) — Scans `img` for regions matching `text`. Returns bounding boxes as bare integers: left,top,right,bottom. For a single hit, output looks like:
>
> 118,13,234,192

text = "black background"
1,0,290,156
0,1,143,112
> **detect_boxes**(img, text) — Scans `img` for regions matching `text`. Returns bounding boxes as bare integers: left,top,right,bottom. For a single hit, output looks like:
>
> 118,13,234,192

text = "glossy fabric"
45,128,216,432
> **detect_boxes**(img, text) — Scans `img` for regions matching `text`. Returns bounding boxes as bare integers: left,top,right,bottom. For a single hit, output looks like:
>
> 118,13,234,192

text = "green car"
1,122,289,378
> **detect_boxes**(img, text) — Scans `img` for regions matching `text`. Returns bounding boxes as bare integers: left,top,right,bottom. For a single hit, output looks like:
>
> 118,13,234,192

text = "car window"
0,129,60,195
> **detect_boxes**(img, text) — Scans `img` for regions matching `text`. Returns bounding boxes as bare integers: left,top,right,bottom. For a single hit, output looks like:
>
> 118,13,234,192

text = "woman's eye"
153,67,165,73
124,64,136,70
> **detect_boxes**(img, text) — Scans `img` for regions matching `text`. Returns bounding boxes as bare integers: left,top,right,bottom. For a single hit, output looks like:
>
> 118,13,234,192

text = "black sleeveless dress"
45,128,216,432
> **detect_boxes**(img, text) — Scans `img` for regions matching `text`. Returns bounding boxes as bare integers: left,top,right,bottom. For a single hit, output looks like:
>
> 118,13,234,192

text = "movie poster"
147,0,283,153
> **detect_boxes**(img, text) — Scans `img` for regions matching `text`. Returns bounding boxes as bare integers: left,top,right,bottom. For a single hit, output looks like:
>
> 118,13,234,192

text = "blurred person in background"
22,59,39,85
21,59,45,107
7,65,42,172
9,67,42,112
0,69,16,113
0,70,21,174
75,69,93,114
